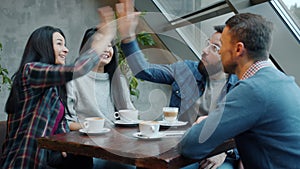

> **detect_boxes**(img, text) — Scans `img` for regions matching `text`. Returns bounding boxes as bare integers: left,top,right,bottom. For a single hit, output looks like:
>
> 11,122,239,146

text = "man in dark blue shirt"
116,0,239,168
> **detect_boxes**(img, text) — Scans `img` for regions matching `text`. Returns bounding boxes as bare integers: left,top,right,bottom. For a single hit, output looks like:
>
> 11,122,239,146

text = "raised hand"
92,6,117,55
116,0,140,43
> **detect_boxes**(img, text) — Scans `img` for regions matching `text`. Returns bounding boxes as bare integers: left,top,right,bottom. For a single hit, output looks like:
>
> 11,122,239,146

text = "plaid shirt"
1,50,99,169
241,60,273,80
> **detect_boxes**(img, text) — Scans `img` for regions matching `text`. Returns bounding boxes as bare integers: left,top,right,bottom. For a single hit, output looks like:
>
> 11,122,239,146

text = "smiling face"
98,43,114,67
53,32,69,65
200,32,223,76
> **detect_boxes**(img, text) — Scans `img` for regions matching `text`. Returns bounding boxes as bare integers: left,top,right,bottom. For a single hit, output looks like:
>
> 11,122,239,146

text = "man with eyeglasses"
121,27,239,169
121,24,237,122
116,0,239,168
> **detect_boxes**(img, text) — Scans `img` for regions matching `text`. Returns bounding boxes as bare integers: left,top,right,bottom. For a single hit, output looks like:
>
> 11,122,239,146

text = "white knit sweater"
66,70,135,124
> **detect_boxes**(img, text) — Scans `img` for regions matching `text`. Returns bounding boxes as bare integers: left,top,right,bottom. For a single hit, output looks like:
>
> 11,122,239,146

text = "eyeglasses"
205,39,220,54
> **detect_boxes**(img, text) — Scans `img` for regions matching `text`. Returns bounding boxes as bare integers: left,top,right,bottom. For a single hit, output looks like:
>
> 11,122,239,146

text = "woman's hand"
69,122,83,131
116,0,141,43
92,6,117,55
96,6,116,40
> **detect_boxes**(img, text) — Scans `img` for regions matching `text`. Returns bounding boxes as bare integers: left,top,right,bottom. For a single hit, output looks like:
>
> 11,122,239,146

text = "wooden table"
37,124,235,169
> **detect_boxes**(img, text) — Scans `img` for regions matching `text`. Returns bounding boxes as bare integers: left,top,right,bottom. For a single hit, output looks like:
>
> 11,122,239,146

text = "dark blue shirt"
121,40,237,121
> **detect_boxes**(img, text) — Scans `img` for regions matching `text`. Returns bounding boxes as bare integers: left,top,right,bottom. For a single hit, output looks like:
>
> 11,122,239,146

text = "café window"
271,0,300,41
152,0,234,60
153,0,225,20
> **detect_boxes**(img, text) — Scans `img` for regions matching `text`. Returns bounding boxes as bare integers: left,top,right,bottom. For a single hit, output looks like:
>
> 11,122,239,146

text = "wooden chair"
0,121,7,159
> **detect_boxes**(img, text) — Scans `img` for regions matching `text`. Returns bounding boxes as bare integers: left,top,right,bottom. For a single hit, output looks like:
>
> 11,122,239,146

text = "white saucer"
158,120,188,127
79,128,111,134
114,120,140,126
133,132,165,140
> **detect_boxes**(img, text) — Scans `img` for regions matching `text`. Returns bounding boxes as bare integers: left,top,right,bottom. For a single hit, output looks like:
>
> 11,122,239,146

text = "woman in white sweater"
66,27,135,130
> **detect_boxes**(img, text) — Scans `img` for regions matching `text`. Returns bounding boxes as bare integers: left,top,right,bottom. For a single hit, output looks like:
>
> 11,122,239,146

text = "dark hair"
79,27,118,82
197,25,225,82
213,25,225,34
225,13,274,60
5,26,67,114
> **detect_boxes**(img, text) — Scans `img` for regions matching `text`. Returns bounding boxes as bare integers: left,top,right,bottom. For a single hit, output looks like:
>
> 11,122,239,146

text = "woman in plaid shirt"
0,6,116,169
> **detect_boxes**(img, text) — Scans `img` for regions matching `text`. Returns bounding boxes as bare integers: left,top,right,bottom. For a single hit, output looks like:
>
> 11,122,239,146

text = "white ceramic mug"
114,109,138,122
163,107,179,122
83,117,105,131
139,121,160,137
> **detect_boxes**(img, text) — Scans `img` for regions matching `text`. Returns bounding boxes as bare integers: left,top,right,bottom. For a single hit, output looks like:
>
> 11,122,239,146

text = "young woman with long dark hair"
66,27,135,130
0,6,116,169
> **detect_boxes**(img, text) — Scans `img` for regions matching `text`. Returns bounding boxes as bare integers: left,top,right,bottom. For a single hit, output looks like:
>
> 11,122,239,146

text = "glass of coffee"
162,107,179,123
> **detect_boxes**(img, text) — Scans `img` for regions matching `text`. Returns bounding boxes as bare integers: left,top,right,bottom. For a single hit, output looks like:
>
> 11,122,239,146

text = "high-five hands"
116,0,141,43
92,0,140,56
92,6,117,55
97,6,117,40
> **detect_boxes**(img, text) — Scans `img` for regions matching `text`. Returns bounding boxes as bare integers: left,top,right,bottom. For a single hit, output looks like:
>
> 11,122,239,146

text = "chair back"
0,121,7,159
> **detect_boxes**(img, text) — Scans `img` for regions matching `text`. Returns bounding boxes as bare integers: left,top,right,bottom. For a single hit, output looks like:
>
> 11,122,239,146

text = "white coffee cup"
83,117,105,131
139,121,160,137
114,109,138,122
163,107,179,122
